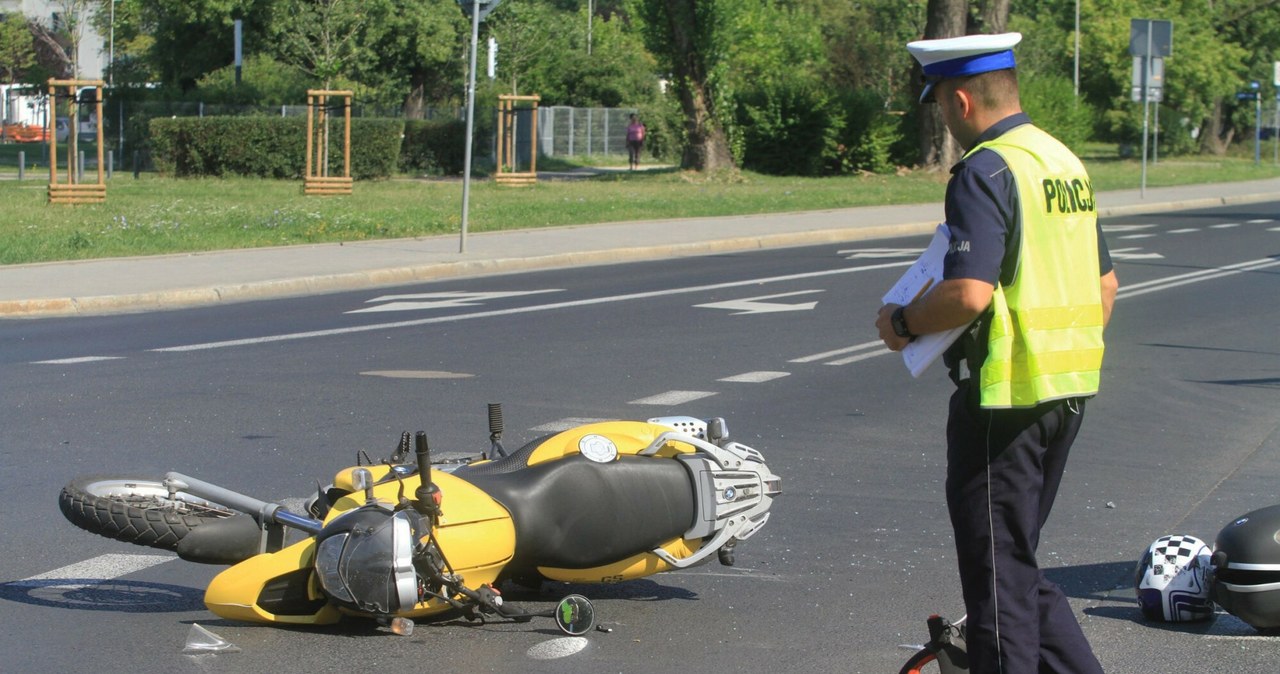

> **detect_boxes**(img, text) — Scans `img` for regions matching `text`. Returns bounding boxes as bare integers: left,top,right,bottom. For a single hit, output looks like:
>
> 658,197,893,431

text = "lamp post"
108,0,115,86
1073,0,1080,97
456,0,503,254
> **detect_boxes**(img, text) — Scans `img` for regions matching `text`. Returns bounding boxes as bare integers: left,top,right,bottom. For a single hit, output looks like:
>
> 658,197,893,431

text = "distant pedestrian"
626,114,646,170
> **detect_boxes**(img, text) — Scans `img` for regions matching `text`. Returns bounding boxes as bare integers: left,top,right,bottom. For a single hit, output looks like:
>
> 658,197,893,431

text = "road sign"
1130,19,1173,57
456,0,503,19
1132,87,1163,103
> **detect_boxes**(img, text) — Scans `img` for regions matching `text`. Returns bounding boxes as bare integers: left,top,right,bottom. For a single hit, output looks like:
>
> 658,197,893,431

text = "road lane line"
19,553,172,589
33,356,125,364
790,341,884,363
719,371,790,383
150,261,915,353
529,417,613,432
629,391,718,405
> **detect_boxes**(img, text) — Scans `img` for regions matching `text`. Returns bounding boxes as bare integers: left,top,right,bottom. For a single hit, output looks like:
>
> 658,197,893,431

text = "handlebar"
164,471,325,535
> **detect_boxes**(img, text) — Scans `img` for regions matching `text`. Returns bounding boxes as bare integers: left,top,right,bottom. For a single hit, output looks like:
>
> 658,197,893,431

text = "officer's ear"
950,85,976,119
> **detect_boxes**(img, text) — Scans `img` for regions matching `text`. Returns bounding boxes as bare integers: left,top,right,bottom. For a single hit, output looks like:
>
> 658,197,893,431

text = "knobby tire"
58,475,236,551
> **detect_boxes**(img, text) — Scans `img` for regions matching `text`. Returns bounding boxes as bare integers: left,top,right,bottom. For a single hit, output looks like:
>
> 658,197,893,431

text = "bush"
149,117,403,179
735,79,844,176
1020,75,1095,155
401,119,467,176
835,89,906,174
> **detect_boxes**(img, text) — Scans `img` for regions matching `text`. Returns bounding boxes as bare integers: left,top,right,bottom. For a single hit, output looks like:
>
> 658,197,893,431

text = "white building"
2,1,108,126
0,0,108,81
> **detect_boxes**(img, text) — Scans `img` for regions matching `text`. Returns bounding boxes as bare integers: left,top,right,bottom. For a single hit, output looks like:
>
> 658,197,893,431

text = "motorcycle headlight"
314,506,420,615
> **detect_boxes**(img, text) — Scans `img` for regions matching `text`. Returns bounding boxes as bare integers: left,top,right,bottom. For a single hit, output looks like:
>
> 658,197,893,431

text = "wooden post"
47,79,106,204
495,94,540,186
303,90,354,195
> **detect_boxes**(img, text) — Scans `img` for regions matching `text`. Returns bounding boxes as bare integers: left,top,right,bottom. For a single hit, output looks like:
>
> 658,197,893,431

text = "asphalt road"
1,201,1278,673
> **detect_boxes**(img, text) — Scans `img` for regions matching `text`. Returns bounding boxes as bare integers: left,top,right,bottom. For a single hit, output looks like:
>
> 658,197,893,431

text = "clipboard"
881,223,966,378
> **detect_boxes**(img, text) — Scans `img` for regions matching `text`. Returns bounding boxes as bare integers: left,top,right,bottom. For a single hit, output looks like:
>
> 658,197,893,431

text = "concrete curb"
1,189,1274,319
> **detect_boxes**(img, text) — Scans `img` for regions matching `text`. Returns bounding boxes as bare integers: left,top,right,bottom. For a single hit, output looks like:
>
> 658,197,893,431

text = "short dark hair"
959,68,1020,108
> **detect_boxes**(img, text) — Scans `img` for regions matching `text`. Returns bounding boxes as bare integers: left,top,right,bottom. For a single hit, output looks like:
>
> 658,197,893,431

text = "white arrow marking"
348,289,563,314
837,248,925,260
696,290,823,315
1109,247,1165,260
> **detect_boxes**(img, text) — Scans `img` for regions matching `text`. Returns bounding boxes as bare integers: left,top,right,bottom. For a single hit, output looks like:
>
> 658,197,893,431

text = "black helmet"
1210,504,1280,631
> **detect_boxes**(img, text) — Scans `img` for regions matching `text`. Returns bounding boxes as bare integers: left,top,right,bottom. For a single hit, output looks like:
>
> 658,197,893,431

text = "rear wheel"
59,475,238,551
898,647,940,674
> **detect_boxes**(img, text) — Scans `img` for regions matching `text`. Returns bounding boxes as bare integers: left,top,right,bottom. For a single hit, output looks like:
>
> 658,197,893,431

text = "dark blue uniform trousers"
946,386,1104,673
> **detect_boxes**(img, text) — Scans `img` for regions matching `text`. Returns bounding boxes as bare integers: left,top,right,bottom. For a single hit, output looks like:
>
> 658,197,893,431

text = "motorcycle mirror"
554,595,595,636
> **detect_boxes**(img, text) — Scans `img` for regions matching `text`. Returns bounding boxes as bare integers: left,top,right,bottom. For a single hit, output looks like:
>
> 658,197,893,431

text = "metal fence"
538,106,639,158
1,99,639,173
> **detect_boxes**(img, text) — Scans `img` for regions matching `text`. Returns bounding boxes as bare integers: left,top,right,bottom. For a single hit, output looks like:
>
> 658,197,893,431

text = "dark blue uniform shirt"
942,112,1113,288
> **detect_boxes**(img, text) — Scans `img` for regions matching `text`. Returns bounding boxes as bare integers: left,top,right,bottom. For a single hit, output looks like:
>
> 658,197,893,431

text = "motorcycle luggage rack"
638,426,781,569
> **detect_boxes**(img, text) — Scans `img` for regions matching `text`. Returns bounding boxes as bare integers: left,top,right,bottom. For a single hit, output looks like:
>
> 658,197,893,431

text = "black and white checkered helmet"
1135,534,1214,622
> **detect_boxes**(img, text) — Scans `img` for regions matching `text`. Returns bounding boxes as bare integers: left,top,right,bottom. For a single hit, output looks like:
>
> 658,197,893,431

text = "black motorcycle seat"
458,455,696,571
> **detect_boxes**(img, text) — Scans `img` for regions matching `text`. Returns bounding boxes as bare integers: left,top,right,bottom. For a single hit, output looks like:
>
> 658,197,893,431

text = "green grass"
2,152,1278,265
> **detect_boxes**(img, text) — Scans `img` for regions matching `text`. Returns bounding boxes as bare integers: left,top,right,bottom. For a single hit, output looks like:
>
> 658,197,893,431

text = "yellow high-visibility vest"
967,124,1105,409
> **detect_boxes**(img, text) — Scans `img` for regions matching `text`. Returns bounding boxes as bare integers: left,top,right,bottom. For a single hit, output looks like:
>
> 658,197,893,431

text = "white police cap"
907,32,1022,103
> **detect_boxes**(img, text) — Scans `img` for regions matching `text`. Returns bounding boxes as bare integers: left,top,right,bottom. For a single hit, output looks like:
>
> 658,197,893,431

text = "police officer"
875,33,1119,673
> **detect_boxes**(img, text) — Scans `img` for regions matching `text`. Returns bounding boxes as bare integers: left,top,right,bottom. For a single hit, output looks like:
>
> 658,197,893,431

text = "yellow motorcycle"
59,408,781,635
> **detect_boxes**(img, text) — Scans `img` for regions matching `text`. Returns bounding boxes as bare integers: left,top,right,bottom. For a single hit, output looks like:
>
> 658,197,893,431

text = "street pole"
1139,26,1151,197
1073,0,1080,98
109,0,115,87
459,0,482,253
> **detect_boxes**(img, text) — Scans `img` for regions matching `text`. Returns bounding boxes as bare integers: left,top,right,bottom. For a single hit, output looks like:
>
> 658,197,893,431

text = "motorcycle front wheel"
59,475,238,551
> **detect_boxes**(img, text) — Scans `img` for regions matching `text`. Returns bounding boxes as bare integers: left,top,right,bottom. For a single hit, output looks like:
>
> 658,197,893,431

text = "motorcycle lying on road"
58,408,781,635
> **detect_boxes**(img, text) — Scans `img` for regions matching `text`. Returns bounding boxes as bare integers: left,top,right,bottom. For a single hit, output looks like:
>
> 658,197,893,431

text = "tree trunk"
1199,99,1233,155
661,0,734,172
676,75,734,171
972,0,1011,34
917,0,967,170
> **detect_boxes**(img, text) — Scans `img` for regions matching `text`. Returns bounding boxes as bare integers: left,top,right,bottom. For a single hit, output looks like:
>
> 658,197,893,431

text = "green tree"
357,0,465,117
269,0,367,89
135,0,275,91
0,14,39,87
628,0,734,171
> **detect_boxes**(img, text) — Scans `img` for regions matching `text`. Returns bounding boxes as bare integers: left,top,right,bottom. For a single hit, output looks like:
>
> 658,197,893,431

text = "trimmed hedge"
150,117,404,179
400,119,467,176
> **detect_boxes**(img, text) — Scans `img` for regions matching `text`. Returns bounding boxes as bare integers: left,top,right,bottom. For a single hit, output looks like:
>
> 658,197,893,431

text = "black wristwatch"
890,306,915,339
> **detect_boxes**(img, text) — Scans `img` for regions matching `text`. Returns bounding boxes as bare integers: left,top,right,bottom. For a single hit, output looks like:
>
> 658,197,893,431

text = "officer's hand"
876,304,911,352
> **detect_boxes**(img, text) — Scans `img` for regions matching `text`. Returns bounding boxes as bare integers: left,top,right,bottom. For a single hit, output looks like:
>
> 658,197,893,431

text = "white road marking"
1109,248,1164,260
827,347,894,366
360,370,474,379
150,261,914,353
348,289,563,314
530,417,612,432
33,356,125,365
1118,234,1157,239
527,636,589,660
719,371,790,383
629,390,717,405
20,553,172,589
1245,219,1273,224
1168,228,1199,234
696,290,822,315
790,341,883,363
1211,223,1240,229
1101,224,1158,232
1117,257,1280,299
837,247,926,259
